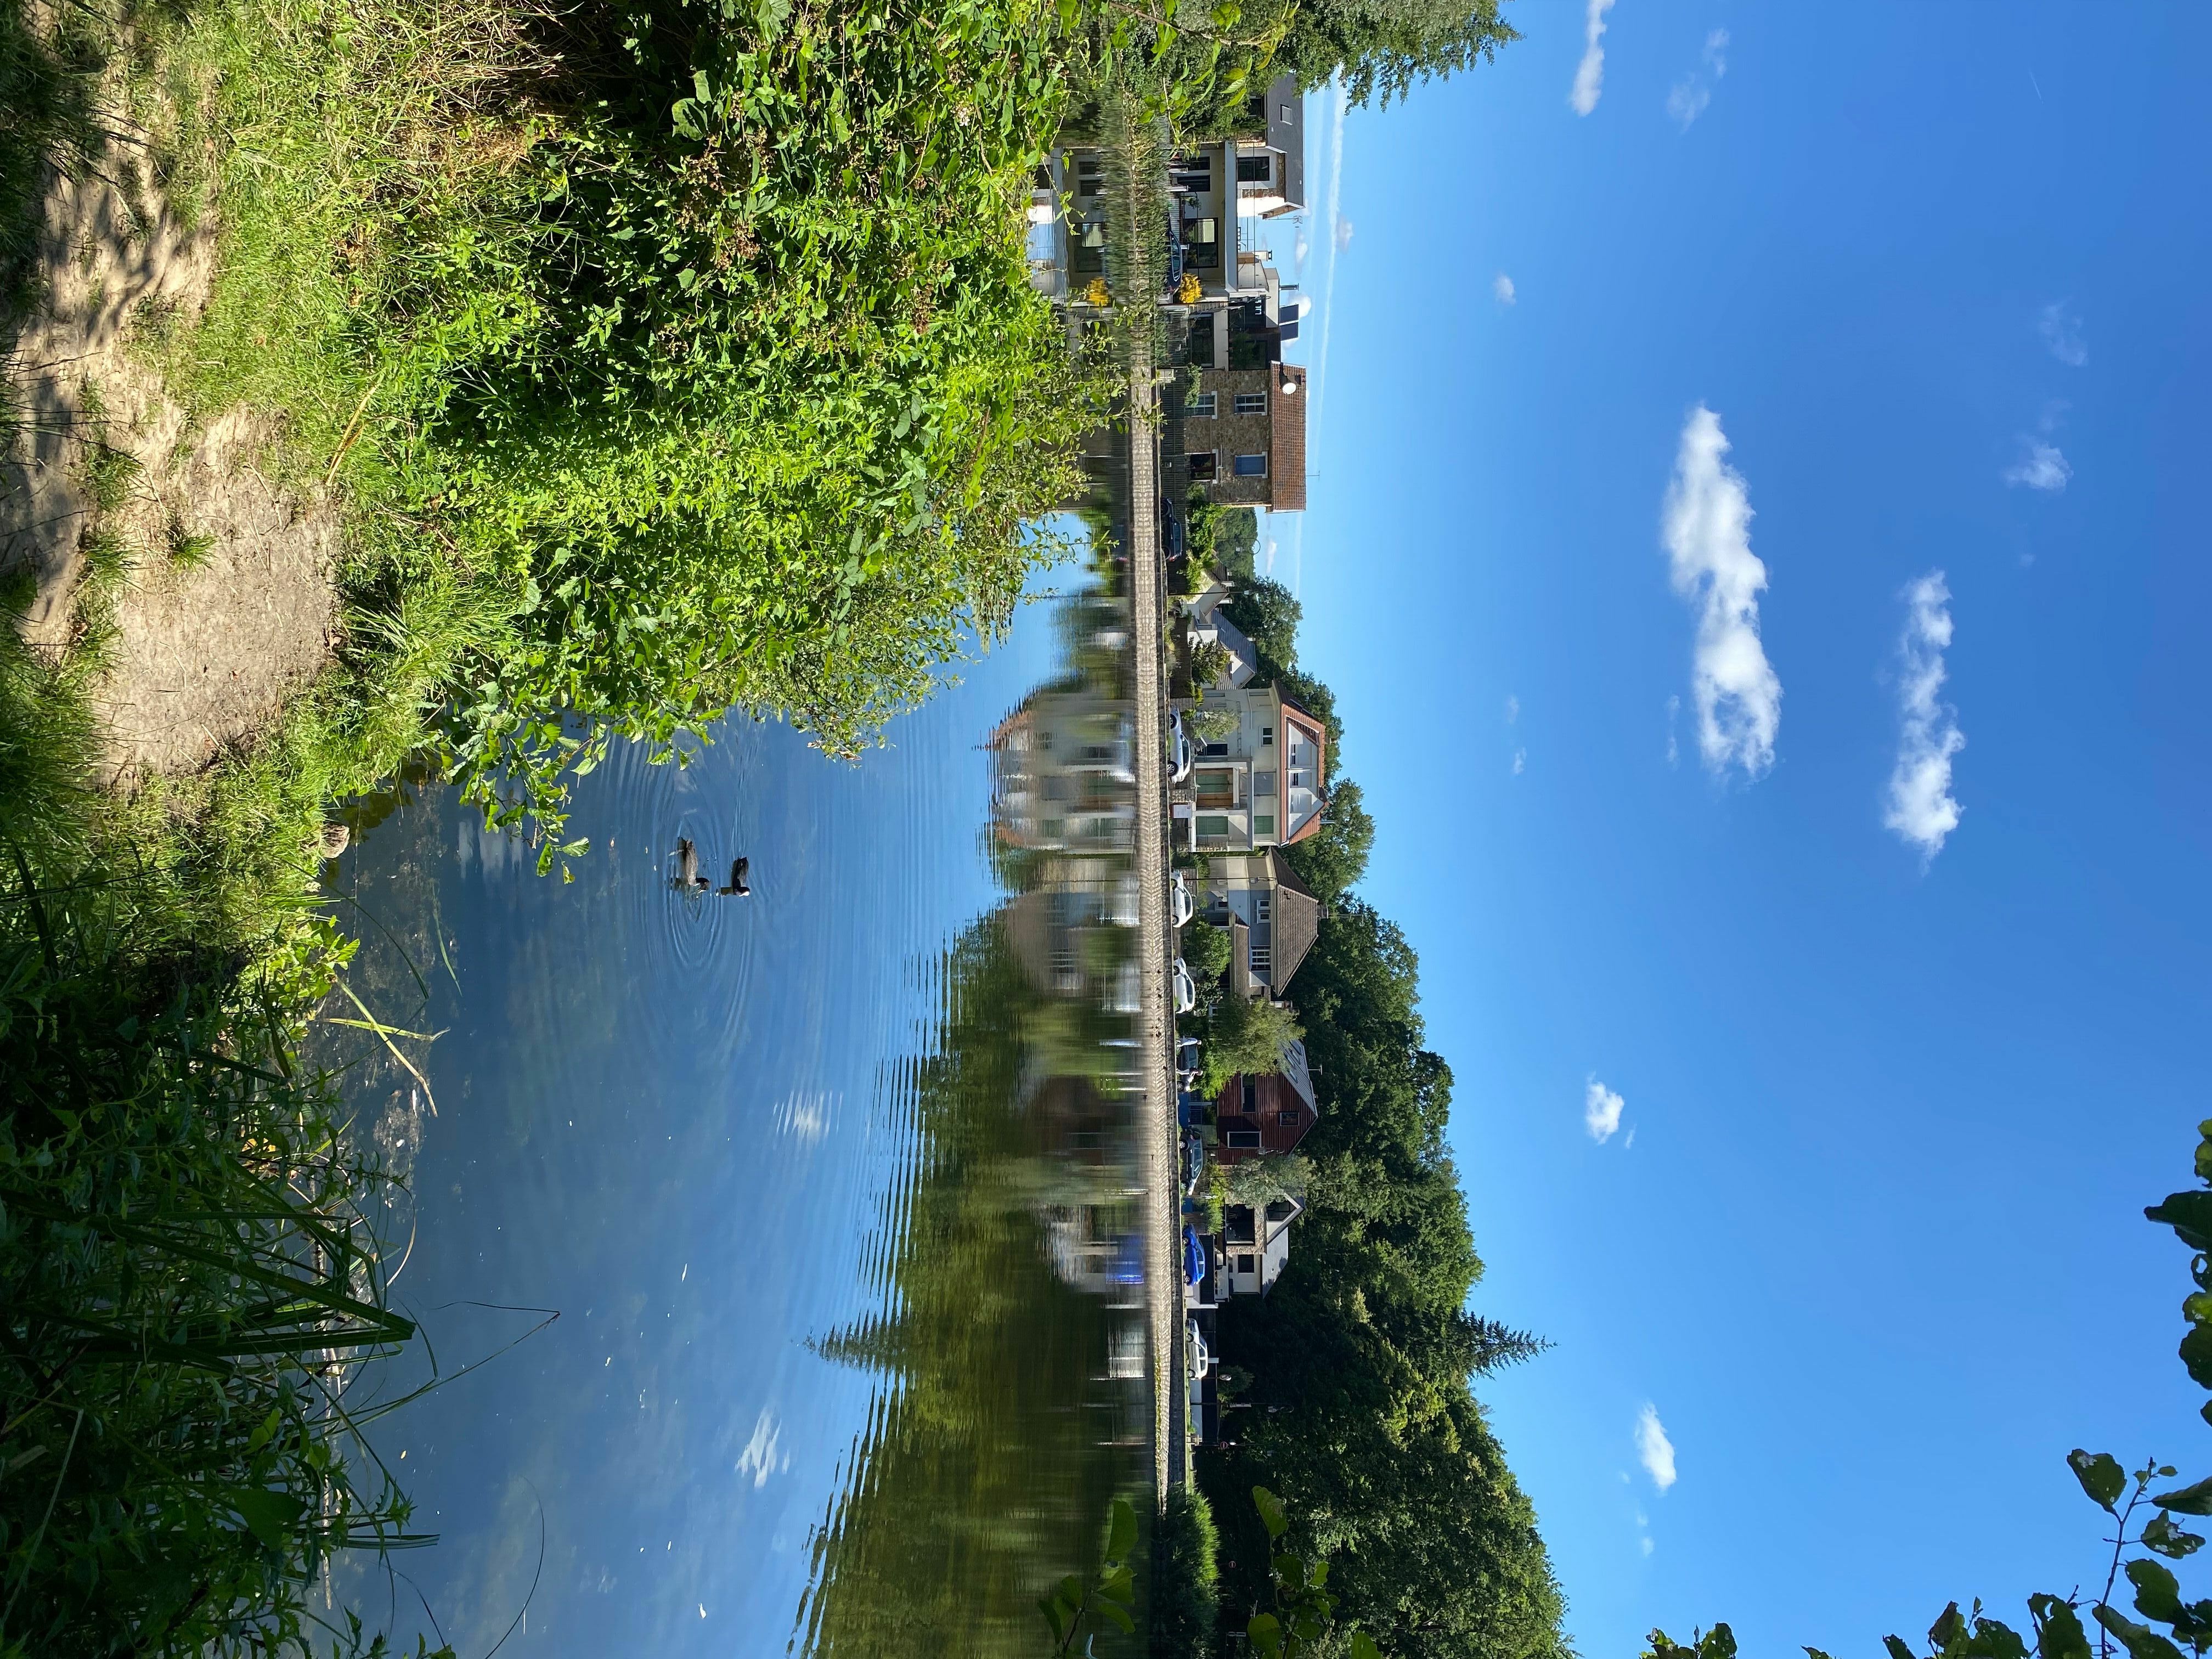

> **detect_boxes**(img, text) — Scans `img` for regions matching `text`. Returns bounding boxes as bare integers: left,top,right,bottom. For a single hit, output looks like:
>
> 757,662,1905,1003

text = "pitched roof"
1269,364,1306,512
1264,849,1322,995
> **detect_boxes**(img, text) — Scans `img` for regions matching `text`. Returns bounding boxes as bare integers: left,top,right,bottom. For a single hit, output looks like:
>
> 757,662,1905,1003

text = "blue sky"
1282,3,2212,1653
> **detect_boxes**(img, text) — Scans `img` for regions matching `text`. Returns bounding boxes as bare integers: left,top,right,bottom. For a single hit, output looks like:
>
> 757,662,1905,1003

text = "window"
1240,1079,1257,1112
1187,391,1217,418
1072,217,1106,274
1233,391,1268,417
1250,942,1271,974
1237,154,1273,183
1254,769,1275,795
1261,725,1274,746
1232,453,1268,478
1226,1129,1262,1150
1254,816,1275,838
1076,156,1103,196
1234,1253,1256,1275
1197,814,1231,839
1278,1109,1301,1128
1171,154,1214,191
1187,452,1218,481
1200,741,1229,758
1280,104,1295,123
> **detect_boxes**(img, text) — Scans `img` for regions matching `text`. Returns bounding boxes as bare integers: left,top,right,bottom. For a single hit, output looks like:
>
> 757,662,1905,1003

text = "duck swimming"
672,838,709,893
718,857,751,898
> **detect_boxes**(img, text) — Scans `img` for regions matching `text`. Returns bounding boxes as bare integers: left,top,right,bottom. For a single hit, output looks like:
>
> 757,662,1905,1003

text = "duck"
672,838,709,893
718,856,752,897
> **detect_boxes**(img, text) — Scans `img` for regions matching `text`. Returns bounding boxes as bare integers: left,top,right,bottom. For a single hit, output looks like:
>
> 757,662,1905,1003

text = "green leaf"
2146,1192,2212,1252
1931,1603,1968,1649
2095,1606,2188,1659
1253,1485,1288,1540
1249,1612,1283,1657
2130,1559,2186,1623
1703,1627,1739,1659
1350,1634,1383,1659
1105,1495,1137,1566
2152,1475,2212,1515
247,1408,283,1454
1096,1564,1133,1605
1274,1552,1306,1589
2143,1512,2205,1558
1093,1598,1135,1635
1884,1637,1918,1659
1804,1650,1837,1659
230,1487,305,1549
2029,1596,2094,1659
2179,1324,2212,1390
2070,1450,2128,1511
1037,1595,1066,1645
1962,1617,2029,1659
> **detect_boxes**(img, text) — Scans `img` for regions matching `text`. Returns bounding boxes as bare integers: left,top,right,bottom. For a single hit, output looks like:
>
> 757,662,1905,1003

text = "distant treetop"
1280,0,1519,107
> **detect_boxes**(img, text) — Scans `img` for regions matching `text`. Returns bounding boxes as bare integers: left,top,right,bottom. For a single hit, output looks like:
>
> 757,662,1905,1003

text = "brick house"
1182,363,1306,512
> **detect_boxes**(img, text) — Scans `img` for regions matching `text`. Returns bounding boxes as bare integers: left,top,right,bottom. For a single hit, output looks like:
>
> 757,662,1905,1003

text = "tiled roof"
1271,365,1306,512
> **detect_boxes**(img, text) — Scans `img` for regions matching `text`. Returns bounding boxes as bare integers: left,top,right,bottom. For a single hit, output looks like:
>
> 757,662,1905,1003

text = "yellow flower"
1083,277,1111,307
1177,272,1203,305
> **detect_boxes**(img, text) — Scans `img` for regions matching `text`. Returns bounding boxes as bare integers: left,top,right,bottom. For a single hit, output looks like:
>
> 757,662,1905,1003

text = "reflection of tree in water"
795,910,1143,1657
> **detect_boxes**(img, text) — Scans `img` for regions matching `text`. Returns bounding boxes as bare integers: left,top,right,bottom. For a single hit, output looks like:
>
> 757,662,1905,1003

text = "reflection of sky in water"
324,607,1079,1657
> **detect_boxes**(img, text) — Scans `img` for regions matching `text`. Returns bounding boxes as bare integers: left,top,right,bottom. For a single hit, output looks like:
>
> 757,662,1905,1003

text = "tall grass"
0,861,442,1658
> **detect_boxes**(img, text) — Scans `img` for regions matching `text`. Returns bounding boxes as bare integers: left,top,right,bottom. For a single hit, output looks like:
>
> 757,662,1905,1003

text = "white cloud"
1635,1404,1678,1491
2004,438,2070,491
1512,748,1527,775
1883,572,1965,859
1664,694,1680,767
775,1090,836,1143
1666,29,1729,129
1493,272,1517,306
2039,301,2087,368
1570,0,1615,116
1584,1078,1626,1143
1334,216,1355,251
1504,694,1520,724
1662,405,1782,780
737,1409,789,1488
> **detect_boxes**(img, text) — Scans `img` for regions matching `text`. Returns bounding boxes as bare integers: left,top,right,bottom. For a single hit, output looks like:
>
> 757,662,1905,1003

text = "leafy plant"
1246,1486,1382,1659
1040,1496,1141,1653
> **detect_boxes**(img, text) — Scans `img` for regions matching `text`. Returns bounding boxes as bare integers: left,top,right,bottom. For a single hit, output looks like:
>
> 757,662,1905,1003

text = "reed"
0,861,444,1658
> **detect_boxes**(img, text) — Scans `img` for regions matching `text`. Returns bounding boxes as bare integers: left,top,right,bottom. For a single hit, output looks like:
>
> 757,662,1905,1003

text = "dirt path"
2,131,340,783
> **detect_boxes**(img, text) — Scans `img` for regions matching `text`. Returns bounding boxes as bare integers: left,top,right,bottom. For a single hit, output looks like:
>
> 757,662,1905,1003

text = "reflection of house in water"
1215,1035,1318,1163
1218,1195,1304,1297
987,691,1136,854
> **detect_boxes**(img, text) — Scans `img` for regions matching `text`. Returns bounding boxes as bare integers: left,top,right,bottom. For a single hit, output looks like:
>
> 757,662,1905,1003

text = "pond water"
320,578,1155,1657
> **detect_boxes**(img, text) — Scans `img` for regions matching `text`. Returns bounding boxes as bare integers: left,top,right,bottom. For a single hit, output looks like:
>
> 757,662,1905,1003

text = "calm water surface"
320,587,1152,1656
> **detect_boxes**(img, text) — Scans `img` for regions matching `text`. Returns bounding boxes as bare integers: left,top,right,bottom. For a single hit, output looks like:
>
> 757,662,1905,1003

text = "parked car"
1160,495,1186,561
1172,957,1197,1014
1186,1317,1214,1379
1169,868,1194,927
1169,715,1194,785
1182,1135,1206,1195
1176,1034,1203,1073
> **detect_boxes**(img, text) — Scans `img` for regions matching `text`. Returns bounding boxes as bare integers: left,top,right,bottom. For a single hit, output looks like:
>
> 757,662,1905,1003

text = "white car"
1169,716,1194,785
1169,868,1194,928
1172,958,1198,1014
1186,1318,1214,1380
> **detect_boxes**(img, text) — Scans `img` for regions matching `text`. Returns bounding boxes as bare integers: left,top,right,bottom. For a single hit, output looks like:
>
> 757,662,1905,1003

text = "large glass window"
1237,154,1273,183
1233,391,1268,417
1232,453,1268,477
1187,391,1217,418
1187,452,1218,481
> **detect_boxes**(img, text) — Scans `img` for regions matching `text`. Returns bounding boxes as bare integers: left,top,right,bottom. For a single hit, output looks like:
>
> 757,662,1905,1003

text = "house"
1176,680,1328,853
1186,583,1259,689
1217,1195,1304,1297
1214,1035,1318,1164
1181,362,1305,512
1030,73,1304,341
1203,848,1322,999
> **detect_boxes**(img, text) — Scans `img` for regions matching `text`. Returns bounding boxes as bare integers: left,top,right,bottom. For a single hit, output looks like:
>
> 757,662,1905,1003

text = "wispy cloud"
1664,695,1680,766
2004,438,2071,491
1662,405,1782,780
1883,573,1965,860
1512,748,1527,775
1666,29,1729,129
1635,1404,1678,1490
1493,272,1517,306
2039,301,2087,368
1504,694,1520,724
1584,1078,1626,1143
736,1409,790,1488
775,1090,837,1143
1570,0,1615,116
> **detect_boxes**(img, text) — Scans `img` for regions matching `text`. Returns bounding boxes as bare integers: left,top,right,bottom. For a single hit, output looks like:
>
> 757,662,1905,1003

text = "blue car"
1183,1226,1207,1288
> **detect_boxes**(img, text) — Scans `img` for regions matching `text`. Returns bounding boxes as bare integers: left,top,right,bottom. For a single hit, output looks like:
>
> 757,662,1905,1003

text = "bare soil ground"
2,134,340,783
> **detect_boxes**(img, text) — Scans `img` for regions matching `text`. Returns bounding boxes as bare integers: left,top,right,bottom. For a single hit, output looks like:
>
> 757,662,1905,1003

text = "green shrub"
1152,1486,1220,1658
